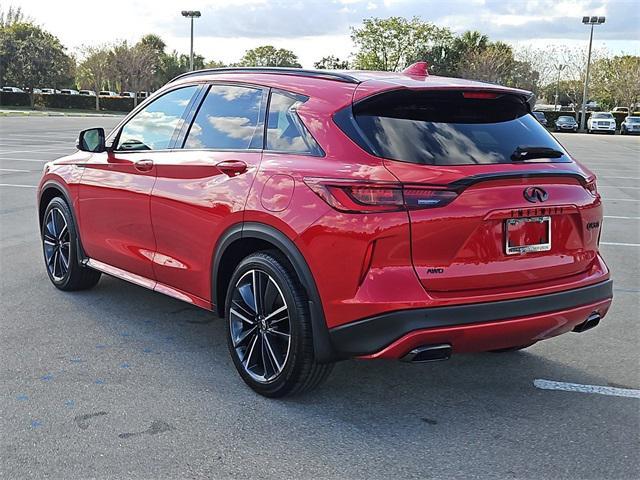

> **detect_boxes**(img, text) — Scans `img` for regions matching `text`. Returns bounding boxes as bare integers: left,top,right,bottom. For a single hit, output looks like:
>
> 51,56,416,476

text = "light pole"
554,64,566,111
181,10,201,71
579,15,605,132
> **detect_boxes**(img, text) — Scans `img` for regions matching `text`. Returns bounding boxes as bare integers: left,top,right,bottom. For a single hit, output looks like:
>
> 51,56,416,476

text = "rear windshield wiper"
511,146,564,161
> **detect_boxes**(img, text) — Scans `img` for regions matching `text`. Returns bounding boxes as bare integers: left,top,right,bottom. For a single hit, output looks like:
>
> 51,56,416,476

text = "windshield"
558,116,575,122
593,113,613,119
351,90,570,166
626,117,640,123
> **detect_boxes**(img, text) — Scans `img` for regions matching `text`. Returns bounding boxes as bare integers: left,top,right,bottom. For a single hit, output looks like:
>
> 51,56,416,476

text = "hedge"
0,91,30,107
0,91,135,112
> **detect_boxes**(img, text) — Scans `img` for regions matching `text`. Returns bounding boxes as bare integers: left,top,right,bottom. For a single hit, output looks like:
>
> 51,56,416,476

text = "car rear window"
349,90,570,165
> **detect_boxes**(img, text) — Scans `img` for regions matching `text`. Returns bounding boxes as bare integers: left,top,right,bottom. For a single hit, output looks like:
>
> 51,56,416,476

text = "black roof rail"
170,67,361,84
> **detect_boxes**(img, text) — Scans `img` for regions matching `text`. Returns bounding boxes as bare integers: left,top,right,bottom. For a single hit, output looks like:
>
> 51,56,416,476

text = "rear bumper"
328,279,613,358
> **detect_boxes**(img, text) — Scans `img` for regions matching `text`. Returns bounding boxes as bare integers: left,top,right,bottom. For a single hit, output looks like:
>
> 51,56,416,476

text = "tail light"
304,178,458,213
585,179,598,196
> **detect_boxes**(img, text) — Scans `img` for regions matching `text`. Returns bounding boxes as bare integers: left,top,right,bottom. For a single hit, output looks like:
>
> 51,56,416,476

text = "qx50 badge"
523,186,549,203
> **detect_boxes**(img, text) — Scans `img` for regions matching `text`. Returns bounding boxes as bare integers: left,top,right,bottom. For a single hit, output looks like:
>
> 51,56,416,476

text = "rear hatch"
348,88,601,295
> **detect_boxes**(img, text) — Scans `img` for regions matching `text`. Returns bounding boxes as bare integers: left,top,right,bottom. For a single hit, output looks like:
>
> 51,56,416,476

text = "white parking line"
600,242,640,247
599,186,640,190
0,158,49,163
605,198,640,202
604,215,640,220
599,176,640,180
534,379,640,399
0,168,31,173
0,183,37,188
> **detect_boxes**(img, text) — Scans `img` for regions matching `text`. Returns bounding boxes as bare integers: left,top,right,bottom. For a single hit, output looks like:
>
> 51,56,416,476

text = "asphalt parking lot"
1,116,638,480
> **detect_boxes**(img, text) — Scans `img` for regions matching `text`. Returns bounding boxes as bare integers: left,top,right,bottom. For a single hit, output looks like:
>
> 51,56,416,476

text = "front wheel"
42,197,101,290
225,251,333,397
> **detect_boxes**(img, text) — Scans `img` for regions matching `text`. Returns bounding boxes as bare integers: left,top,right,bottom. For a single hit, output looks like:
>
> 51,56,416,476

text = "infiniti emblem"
523,186,548,203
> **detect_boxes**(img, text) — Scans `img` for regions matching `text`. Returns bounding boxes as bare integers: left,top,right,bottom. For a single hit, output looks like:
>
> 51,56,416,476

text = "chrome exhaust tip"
401,343,452,363
573,312,601,333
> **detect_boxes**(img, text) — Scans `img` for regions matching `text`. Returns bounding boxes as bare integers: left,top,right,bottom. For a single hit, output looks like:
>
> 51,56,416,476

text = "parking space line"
599,176,640,180
605,198,640,202
534,379,640,399
0,183,37,188
600,242,640,247
0,168,32,173
0,158,49,163
604,215,640,220
599,186,640,190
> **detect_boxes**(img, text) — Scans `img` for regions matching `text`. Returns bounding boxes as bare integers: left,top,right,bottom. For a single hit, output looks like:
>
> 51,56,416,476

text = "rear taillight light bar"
304,178,458,213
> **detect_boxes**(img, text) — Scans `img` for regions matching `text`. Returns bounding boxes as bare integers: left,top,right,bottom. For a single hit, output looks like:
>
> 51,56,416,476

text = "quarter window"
184,85,264,150
116,86,198,151
266,92,322,155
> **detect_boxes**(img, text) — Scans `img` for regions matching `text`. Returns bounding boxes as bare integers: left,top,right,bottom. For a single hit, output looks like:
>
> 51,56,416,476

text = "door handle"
216,160,248,177
134,159,154,172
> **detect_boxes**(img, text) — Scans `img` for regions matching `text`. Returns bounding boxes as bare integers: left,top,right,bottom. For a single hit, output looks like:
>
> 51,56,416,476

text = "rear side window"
117,86,198,151
350,90,570,165
184,85,264,150
266,91,322,155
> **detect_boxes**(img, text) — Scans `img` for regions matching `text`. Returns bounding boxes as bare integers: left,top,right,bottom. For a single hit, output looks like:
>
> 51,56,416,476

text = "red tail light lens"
585,179,598,196
304,178,458,213
462,91,500,99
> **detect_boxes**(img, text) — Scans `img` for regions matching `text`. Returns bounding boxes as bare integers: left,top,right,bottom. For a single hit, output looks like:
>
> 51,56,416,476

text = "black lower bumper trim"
329,279,613,356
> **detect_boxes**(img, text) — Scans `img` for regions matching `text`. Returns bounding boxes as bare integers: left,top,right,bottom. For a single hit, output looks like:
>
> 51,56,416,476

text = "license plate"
505,216,551,255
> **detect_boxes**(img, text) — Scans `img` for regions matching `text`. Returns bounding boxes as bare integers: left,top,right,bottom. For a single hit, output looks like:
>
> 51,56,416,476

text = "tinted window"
184,85,264,150
558,116,575,121
352,90,570,165
117,86,197,151
266,92,322,155
592,113,613,119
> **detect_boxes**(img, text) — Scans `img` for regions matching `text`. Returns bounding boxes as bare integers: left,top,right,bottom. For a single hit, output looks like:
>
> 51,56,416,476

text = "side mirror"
76,128,105,153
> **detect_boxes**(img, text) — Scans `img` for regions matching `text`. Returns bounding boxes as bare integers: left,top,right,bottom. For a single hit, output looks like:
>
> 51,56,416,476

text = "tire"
225,250,333,397
489,343,535,353
42,197,101,291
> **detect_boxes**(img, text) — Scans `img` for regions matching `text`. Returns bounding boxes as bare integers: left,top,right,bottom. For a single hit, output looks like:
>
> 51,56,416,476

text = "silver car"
621,116,640,135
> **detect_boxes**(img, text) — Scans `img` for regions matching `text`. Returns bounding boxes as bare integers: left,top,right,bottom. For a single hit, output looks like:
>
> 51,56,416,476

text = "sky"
14,0,640,67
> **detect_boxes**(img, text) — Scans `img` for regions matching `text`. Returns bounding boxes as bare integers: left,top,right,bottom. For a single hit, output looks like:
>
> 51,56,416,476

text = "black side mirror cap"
76,127,106,153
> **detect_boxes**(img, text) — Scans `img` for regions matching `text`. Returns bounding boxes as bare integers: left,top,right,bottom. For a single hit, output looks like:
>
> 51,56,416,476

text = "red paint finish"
38,68,612,360
362,298,612,359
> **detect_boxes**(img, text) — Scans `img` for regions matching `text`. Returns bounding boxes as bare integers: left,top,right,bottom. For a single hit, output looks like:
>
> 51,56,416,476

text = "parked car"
137,91,149,99
587,112,616,134
60,89,79,95
37,65,612,397
555,115,578,132
40,88,60,94
620,116,640,135
120,91,135,98
1,86,24,93
532,111,548,127
98,91,118,97
79,90,96,96
612,107,629,113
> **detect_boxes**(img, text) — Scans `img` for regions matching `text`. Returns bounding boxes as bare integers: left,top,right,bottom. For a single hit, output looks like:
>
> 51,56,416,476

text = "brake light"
462,91,499,99
304,178,458,213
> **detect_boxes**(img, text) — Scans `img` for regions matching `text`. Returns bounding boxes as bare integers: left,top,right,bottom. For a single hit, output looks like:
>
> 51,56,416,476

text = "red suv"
38,64,613,397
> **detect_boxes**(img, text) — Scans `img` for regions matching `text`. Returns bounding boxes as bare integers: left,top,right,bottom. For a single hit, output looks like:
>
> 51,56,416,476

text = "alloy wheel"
43,207,70,281
229,269,291,383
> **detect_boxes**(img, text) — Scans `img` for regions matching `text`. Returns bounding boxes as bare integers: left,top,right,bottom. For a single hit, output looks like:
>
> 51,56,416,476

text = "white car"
79,90,96,96
620,116,640,135
1,86,24,93
99,91,118,97
120,91,135,98
60,89,79,95
587,112,616,134
41,88,60,94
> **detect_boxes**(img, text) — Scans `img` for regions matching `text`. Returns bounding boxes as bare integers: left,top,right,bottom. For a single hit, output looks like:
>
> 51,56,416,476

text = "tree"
591,55,640,110
0,5,30,27
422,30,488,77
314,56,349,70
350,16,452,71
0,22,74,99
77,45,112,110
237,45,301,67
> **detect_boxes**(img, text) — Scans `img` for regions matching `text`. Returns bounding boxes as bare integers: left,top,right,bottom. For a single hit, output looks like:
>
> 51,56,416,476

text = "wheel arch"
38,180,87,262
213,222,337,363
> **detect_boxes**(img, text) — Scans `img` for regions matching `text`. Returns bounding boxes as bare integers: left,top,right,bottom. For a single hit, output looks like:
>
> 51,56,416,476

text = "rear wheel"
225,251,333,397
42,197,101,290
